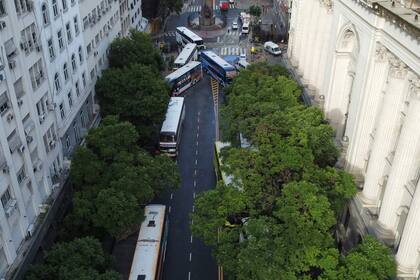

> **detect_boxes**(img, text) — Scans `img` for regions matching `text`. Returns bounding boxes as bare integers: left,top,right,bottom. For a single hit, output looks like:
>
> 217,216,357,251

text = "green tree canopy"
158,0,183,21
249,5,262,17
25,237,120,280
108,30,163,70
96,64,169,148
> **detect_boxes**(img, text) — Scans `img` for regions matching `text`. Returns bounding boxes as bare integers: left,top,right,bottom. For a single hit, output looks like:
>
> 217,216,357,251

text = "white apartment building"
287,0,420,278
0,0,64,276
119,0,130,36
129,0,145,31
33,0,95,159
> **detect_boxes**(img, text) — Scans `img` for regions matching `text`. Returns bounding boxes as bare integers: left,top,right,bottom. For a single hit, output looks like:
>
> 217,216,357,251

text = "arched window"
63,63,69,81
78,46,83,63
71,54,76,71
52,0,58,17
41,3,50,25
61,0,67,11
54,73,61,93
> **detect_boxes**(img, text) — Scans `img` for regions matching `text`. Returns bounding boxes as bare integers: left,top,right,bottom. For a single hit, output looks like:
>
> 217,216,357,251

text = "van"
264,41,282,56
235,59,250,71
241,22,249,34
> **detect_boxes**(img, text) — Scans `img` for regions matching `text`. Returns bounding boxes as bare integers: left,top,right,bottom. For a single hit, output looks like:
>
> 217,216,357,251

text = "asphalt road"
159,74,218,280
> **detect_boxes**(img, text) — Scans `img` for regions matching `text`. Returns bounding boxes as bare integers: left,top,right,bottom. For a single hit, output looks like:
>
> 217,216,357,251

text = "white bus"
165,61,203,96
159,97,185,156
175,26,205,50
173,43,198,70
129,204,168,280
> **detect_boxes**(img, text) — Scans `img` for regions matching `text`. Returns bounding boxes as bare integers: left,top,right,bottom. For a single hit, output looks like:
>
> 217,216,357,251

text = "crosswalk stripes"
224,30,240,37
185,5,221,13
217,47,247,56
164,31,176,37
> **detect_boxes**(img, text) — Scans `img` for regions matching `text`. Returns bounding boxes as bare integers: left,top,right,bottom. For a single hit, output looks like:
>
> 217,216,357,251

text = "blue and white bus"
165,61,203,96
200,50,237,86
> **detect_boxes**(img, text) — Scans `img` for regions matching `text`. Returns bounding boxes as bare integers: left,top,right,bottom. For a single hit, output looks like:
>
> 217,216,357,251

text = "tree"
94,188,141,240
96,65,170,148
339,236,396,280
158,0,183,23
108,30,163,70
249,5,262,18
25,237,119,280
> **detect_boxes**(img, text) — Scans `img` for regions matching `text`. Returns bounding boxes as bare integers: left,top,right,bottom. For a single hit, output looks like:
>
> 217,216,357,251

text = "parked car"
229,0,234,4
235,59,250,71
232,21,238,30
219,1,229,10
263,41,282,56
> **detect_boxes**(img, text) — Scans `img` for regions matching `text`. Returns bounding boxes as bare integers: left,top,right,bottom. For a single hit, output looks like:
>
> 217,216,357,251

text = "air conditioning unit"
5,200,17,218
39,113,45,124
6,112,14,122
0,21,6,30
47,102,55,111
8,60,16,69
17,98,23,107
49,140,56,148
2,166,9,173
26,135,33,144
18,145,25,154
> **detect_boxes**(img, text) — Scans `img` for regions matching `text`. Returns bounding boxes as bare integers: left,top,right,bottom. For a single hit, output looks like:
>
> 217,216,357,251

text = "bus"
176,27,205,50
159,97,185,157
200,50,237,86
165,61,203,96
173,43,198,70
129,204,168,280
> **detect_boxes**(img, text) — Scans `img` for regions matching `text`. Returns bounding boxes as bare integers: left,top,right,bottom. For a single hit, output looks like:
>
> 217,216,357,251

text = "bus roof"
161,97,185,134
129,204,166,280
165,61,201,82
176,26,203,41
174,43,197,65
201,50,235,70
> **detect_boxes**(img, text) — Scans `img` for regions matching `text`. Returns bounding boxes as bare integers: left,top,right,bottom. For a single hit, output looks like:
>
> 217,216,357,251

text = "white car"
229,0,234,4
263,41,282,56
232,21,238,30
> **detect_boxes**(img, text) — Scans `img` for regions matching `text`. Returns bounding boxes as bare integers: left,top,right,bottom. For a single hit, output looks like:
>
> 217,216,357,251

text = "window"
14,0,32,14
41,3,49,24
67,91,73,107
75,80,80,96
86,43,92,56
54,73,61,93
47,38,55,60
82,72,86,87
61,0,67,11
73,16,79,35
71,54,76,71
78,46,83,63
59,103,65,119
36,96,46,116
73,122,80,143
17,168,26,184
1,189,11,208
52,0,58,17
20,23,37,54
80,110,86,127
57,30,64,50
63,63,69,81
29,60,44,89
0,0,6,16
0,92,9,115
43,124,56,153
70,0,75,6
83,16,89,30
66,135,71,150
66,22,72,42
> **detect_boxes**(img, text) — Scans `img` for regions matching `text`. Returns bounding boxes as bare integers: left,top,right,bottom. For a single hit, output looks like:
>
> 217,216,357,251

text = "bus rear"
160,97,185,157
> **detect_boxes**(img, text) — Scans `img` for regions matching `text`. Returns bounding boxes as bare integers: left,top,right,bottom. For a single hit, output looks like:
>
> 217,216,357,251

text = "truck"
240,12,251,34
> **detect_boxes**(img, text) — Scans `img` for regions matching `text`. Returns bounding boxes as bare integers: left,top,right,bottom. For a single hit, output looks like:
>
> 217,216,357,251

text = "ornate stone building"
287,0,420,278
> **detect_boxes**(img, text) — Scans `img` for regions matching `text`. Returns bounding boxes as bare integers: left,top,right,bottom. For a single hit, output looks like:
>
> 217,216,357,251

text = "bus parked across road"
129,204,168,280
165,61,203,96
176,27,205,50
173,43,198,70
159,97,185,157
200,50,237,86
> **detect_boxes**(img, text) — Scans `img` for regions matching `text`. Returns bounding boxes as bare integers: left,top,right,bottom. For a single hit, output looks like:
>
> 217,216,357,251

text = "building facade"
287,0,420,278
0,0,143,277
0,0,63,276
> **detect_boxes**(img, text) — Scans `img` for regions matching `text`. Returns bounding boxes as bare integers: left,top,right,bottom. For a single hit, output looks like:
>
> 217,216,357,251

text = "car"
229,0,234,4
263,41,282,56
232,21,238,30
240,52,246,60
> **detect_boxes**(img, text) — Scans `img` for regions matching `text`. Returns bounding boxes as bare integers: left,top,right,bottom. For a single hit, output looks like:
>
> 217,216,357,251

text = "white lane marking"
191,219,194,225
169,206,172,213
194,180,197,187
192,205,195,212
196,140,199,146
194,169,197,176
196,132,199,139
195,159,198,165
196,150,198,156
197,125,200,131
170,193,173,200
189,252,192,262
188,271,191,280
193,192,196,199
190,235,193,243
